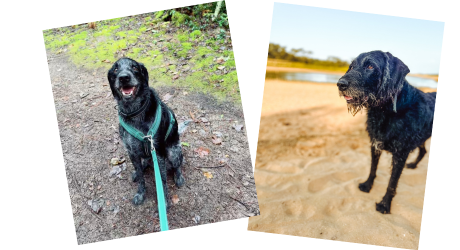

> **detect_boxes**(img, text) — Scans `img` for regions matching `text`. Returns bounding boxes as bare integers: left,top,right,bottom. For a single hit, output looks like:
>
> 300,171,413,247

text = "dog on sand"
337,51,436,214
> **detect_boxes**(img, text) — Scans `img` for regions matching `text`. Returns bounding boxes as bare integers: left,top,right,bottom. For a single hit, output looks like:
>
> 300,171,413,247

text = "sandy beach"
248,79,435,249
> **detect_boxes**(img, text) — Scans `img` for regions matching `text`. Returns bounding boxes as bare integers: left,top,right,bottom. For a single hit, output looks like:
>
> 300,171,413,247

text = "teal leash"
118,100,174,232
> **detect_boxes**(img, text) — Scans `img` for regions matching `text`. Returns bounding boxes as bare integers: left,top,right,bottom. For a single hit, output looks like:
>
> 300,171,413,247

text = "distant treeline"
268,43,349,68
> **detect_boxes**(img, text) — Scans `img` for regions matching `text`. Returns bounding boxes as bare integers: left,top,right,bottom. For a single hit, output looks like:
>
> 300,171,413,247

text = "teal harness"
118,99,175,232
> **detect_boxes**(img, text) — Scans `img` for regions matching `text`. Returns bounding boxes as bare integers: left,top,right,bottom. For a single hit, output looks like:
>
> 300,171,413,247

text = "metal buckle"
144,135,155,152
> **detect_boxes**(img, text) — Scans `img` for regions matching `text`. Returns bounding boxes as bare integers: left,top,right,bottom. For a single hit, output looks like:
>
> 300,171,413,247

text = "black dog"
108,58,185,206
337,51,436,214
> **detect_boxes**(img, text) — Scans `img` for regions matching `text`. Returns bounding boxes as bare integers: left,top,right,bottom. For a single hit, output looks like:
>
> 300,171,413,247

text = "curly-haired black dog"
108,58,185,206
337,51,436,214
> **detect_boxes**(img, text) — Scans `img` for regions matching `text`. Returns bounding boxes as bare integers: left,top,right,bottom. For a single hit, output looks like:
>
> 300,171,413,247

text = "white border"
1,0,458,249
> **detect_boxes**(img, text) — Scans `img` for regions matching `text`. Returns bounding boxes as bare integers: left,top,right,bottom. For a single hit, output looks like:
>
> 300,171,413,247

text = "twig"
228,196,250,211
195,165,226,169
89,208,103,221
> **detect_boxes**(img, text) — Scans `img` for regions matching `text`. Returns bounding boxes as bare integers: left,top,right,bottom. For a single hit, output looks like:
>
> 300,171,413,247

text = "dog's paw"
358,182,372,193
131,171,139,182
376,201,391,214
174,172,185,188
132,193,145,205
406,163,417,169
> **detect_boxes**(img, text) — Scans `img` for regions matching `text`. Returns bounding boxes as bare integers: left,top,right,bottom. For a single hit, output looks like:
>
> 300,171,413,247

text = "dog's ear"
379,52,410,112
138,62,149,85
108,63,121,100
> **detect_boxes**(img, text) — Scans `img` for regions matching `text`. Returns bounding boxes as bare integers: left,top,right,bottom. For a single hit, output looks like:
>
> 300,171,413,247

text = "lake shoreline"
266,66,439,82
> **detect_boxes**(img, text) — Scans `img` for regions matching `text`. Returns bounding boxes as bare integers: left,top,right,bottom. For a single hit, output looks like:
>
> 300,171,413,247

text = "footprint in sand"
308,172,359,193
282,199,316,218
258,159,305,174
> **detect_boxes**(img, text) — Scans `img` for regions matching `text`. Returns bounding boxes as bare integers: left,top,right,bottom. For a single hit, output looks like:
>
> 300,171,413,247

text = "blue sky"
270,3,445,74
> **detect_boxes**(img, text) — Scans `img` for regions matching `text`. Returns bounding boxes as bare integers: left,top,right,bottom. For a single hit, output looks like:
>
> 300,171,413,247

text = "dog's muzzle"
337,78,349,91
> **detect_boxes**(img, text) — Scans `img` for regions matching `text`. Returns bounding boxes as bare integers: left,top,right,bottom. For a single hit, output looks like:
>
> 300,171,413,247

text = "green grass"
43,14,239,102
267,58,349,73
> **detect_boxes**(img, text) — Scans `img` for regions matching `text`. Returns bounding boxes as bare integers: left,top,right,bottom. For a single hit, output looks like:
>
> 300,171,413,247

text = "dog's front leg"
376,151,409,214
359,146,381,192
128,152,146,205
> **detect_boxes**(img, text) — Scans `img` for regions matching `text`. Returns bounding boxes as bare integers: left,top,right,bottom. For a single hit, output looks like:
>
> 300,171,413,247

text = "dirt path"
47,52,258,244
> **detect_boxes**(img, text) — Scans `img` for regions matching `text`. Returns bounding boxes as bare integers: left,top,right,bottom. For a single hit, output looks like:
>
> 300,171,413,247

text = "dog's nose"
337,79,349,91
119,74,131,83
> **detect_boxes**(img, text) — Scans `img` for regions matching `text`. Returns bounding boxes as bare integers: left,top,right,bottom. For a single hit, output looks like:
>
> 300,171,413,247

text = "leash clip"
144,135,155,152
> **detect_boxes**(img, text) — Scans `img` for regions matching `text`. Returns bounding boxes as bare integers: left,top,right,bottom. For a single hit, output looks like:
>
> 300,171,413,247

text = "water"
266,71,437,88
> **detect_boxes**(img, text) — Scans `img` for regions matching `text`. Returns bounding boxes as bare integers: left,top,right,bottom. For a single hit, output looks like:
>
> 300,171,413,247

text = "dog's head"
337,51,410,115
107,58,149,101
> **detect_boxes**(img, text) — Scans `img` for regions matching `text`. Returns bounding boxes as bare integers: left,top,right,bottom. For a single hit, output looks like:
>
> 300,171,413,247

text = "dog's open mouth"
343,95,369,104
120,86,136,97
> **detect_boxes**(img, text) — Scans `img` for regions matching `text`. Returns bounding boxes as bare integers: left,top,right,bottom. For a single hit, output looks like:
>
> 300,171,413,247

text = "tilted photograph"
248,3,443,249
43,1,259,244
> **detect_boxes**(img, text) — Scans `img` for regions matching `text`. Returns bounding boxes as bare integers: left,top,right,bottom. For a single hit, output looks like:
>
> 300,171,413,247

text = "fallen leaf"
172,194,179,204
195,147,210,158
218,158,229,164
110,158,125,165
212,136,222,145
172,74,179,80
216,57,225,64
203,172,213,179
181,142,190,147
217,66,225,70
102,59,111,63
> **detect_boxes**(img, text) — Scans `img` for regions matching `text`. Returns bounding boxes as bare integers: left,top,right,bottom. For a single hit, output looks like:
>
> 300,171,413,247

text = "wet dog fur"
337,51,436,214
108,58,185,207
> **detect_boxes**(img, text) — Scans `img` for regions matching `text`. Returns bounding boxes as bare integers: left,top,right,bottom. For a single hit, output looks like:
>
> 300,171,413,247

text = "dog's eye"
132,66,138,72
367,65,373,70
114,68,118,73
350,66,353,70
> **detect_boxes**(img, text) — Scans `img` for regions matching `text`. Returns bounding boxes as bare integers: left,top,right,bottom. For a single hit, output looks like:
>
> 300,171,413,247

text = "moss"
43,13,240,102
94,28,111,37
192,56,214,70
155,10,164,19
177,33,189,42
224,59,236,68
116,31,127,38
109,25,120,31
177,42,192,57
172,12,188,27
190,30,201,40
197,47,213,57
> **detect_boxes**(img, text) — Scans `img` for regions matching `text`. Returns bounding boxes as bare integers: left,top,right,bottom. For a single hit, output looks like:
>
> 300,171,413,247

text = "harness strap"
165,111,175,140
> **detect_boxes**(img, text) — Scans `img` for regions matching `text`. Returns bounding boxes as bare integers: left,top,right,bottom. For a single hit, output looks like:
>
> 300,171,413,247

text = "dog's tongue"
122,86,134,94
344,95,353,101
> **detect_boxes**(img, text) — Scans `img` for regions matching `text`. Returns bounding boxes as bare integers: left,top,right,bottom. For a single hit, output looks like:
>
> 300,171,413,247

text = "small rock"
199,129,206,136
232,124,244,131
193,215,201,224
109,165,122,176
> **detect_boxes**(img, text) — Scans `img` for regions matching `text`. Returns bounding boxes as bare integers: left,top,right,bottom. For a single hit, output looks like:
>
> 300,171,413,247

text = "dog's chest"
366,111,398,151
120,118,158,156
